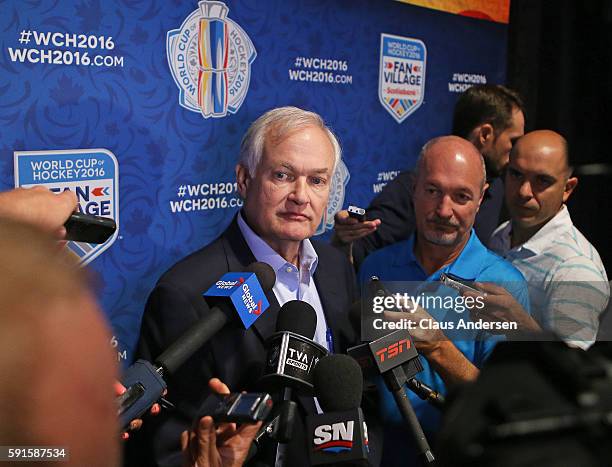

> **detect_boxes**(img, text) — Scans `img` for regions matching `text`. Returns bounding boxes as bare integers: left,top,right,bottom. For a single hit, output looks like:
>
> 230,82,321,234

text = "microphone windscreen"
276,300,317,339
246,262,276,291
314,354,363,411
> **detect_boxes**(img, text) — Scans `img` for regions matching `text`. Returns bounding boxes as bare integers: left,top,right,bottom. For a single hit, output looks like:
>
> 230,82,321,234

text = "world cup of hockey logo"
14,149,119,266
379,33,426,124
167,1,257,118
198,15,229,116
316,160,350,235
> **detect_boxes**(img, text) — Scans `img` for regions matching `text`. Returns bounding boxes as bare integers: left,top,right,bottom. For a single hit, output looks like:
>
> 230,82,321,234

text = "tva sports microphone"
118,262,275,429
249,300,328,459
259,300,328,395
307,354,370,466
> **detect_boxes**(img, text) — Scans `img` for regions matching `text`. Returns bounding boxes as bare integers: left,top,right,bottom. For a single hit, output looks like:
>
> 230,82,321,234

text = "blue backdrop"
0,0,508,363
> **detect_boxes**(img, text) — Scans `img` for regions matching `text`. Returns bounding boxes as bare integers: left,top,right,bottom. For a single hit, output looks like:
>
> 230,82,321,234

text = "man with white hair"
129,107,363,466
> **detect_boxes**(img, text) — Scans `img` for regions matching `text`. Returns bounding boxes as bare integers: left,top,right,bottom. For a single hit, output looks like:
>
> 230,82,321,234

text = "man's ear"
477,182,489,209
235,164,250,199
562,176,578,203
471,123,495,151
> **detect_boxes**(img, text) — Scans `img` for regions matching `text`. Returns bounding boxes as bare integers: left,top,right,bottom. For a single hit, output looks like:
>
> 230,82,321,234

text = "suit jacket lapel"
221,217,280,343
312,243,342,351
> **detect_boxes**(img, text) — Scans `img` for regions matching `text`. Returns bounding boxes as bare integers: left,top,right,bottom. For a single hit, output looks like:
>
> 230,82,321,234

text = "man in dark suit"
127,107,363,467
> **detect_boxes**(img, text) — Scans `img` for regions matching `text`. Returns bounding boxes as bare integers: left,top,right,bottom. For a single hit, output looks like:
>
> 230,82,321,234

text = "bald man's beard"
423,230,460,246
422,217,462,246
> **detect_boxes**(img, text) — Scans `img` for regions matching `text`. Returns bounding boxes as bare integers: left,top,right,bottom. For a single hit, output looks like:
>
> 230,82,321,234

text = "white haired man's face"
237,125,335,252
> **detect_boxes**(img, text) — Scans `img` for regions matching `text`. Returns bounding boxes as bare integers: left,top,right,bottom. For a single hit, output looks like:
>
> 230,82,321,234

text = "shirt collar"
510,205,571,255
395,230,487,281
490,220,512,254
443,230,488,280
237,211,318,276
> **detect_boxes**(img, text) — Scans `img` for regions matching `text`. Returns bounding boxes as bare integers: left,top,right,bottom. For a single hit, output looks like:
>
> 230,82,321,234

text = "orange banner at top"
397,0,510,24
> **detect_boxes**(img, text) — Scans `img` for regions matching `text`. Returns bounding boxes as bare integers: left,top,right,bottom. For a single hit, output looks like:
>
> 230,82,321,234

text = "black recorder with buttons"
347,205,366,222
439,272,482,295
210,392,273,424
64,212,116,244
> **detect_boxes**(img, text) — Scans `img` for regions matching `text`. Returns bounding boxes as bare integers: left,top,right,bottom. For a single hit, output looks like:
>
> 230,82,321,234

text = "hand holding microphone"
349,277,436,464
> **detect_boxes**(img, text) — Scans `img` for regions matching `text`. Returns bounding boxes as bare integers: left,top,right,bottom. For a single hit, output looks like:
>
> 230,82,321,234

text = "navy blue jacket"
125,218,377,467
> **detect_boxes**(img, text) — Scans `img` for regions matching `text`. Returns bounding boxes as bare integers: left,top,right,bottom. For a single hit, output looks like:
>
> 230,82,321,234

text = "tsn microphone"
307,354,370,466
259,300,328,395
117,262,275,429
348,330,435,464
351,276,445,409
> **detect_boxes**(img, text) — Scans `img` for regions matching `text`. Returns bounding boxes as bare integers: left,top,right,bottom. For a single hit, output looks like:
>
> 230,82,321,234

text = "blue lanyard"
326,327,334,353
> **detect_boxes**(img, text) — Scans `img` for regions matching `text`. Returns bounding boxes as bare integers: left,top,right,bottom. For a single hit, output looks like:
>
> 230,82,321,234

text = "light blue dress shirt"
238,213,330,466
237,212,330,350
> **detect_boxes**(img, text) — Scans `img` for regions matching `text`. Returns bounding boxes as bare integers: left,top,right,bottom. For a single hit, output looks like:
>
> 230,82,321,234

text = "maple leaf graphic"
50,75,84,108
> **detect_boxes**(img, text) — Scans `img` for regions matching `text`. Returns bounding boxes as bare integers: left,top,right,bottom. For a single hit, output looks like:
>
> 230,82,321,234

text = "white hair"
238,106,341,175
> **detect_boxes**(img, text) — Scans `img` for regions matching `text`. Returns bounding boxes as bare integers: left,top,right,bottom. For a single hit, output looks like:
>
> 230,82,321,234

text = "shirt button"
286,267,293,273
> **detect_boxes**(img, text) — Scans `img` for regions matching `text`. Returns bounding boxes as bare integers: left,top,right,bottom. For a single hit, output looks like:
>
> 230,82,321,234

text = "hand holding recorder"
333,205,381,245
181,378,264,467
461,281,541,335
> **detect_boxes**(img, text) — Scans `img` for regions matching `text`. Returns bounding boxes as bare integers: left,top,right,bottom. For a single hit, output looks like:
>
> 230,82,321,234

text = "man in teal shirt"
359,136,530,466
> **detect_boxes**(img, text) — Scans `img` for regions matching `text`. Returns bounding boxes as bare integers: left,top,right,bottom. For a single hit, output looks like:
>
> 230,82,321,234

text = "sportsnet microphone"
118,262,275,429
307,354,370,466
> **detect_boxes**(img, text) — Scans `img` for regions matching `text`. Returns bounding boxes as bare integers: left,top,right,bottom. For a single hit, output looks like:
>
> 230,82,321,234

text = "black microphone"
352,277,446,408
346,276,389,344
348,331,434,465
259,299,328,394
118,262,276,429
348,276,436,464
249,300,328,461
347,330,423,385
307,354,370,466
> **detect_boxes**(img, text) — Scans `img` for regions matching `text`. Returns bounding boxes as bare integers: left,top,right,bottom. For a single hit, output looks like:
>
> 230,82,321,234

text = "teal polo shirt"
358,230,529,466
